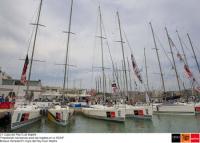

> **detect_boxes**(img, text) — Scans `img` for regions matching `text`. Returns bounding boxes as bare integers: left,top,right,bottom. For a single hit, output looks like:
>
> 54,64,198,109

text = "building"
0,67,42,105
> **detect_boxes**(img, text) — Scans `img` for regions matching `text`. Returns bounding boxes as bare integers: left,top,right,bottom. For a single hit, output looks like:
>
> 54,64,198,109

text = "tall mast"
63,0,73,98
149,22,166,93
176,30,188,66
122,60,126,92
187,33,200,75
144,48,150,92
98,6,106,102
127,58,132,91
116,12,129,99
95,77,97,92
99,76,102,93
26,0,43,96
165,27,181,92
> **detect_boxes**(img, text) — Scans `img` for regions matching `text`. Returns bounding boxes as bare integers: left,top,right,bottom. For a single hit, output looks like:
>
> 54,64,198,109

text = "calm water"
1,114,200,133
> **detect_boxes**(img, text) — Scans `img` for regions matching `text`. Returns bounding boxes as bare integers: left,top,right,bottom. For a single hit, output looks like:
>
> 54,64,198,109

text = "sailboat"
11,0,44,130
82,6,126,122
149,23,195,115
115,12,153,120
47,0,74,126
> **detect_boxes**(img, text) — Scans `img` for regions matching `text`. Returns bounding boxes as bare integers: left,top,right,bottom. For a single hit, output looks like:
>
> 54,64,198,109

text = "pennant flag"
131,54,143,83
20,54,29,84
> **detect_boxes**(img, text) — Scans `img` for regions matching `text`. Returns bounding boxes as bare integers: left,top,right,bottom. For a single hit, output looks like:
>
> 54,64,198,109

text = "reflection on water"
1,114,200,133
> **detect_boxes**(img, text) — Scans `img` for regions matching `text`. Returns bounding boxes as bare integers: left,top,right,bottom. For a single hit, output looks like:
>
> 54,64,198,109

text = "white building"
0,67,42,105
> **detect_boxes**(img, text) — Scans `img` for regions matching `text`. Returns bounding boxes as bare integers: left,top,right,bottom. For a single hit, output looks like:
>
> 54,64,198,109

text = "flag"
169,36,184,62
131,54,143,83
20,54,29,84
184,65,193,78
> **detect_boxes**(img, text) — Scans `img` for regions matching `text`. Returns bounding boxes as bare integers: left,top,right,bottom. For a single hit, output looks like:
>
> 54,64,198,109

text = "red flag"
184,65,193,78
20,54,29,84
131,54,143,83
169,37,184,62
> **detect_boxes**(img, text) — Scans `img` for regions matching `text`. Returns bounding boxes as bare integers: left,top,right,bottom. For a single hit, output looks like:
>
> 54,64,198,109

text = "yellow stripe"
48,112,56,122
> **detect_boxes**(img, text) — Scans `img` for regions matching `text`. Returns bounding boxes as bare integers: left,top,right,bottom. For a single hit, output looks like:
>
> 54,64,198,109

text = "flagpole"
165,27,181,93
26,0,43,99
149,22,166,93
127,57,132,92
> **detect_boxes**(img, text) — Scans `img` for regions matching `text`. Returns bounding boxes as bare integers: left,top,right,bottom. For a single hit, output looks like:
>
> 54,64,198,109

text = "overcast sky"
0,0,200,91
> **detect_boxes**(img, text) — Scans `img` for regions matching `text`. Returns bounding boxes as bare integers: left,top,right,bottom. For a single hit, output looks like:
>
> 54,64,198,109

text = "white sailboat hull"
82,105,125,122
48,106,74,126
118,104,153,119
11,105,41,130
153,103,195,115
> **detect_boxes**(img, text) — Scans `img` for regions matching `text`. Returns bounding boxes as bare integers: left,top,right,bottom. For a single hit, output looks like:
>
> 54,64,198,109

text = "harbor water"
1,114,200,133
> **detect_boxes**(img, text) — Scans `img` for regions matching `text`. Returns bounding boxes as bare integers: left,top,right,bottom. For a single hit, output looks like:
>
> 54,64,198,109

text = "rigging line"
193,44,200,57
154,33,174,68
183,34,200,57
182,38,194,57
168,33,180,53
101,10,121,92
183,37,200,60
122,28,133,54
122,28,145,85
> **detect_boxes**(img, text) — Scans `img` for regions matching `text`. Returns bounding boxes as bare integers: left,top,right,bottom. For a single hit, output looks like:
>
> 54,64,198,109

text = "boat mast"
98,6,106,102
176,30,188,66
144,48,150,92
99,76,102,94
26,0,43,96
149,22,166,93
63,0,73,101
127,57,132,92
122,60,126,92
116,12,129,100
187,33,200,75
165,27,181,93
